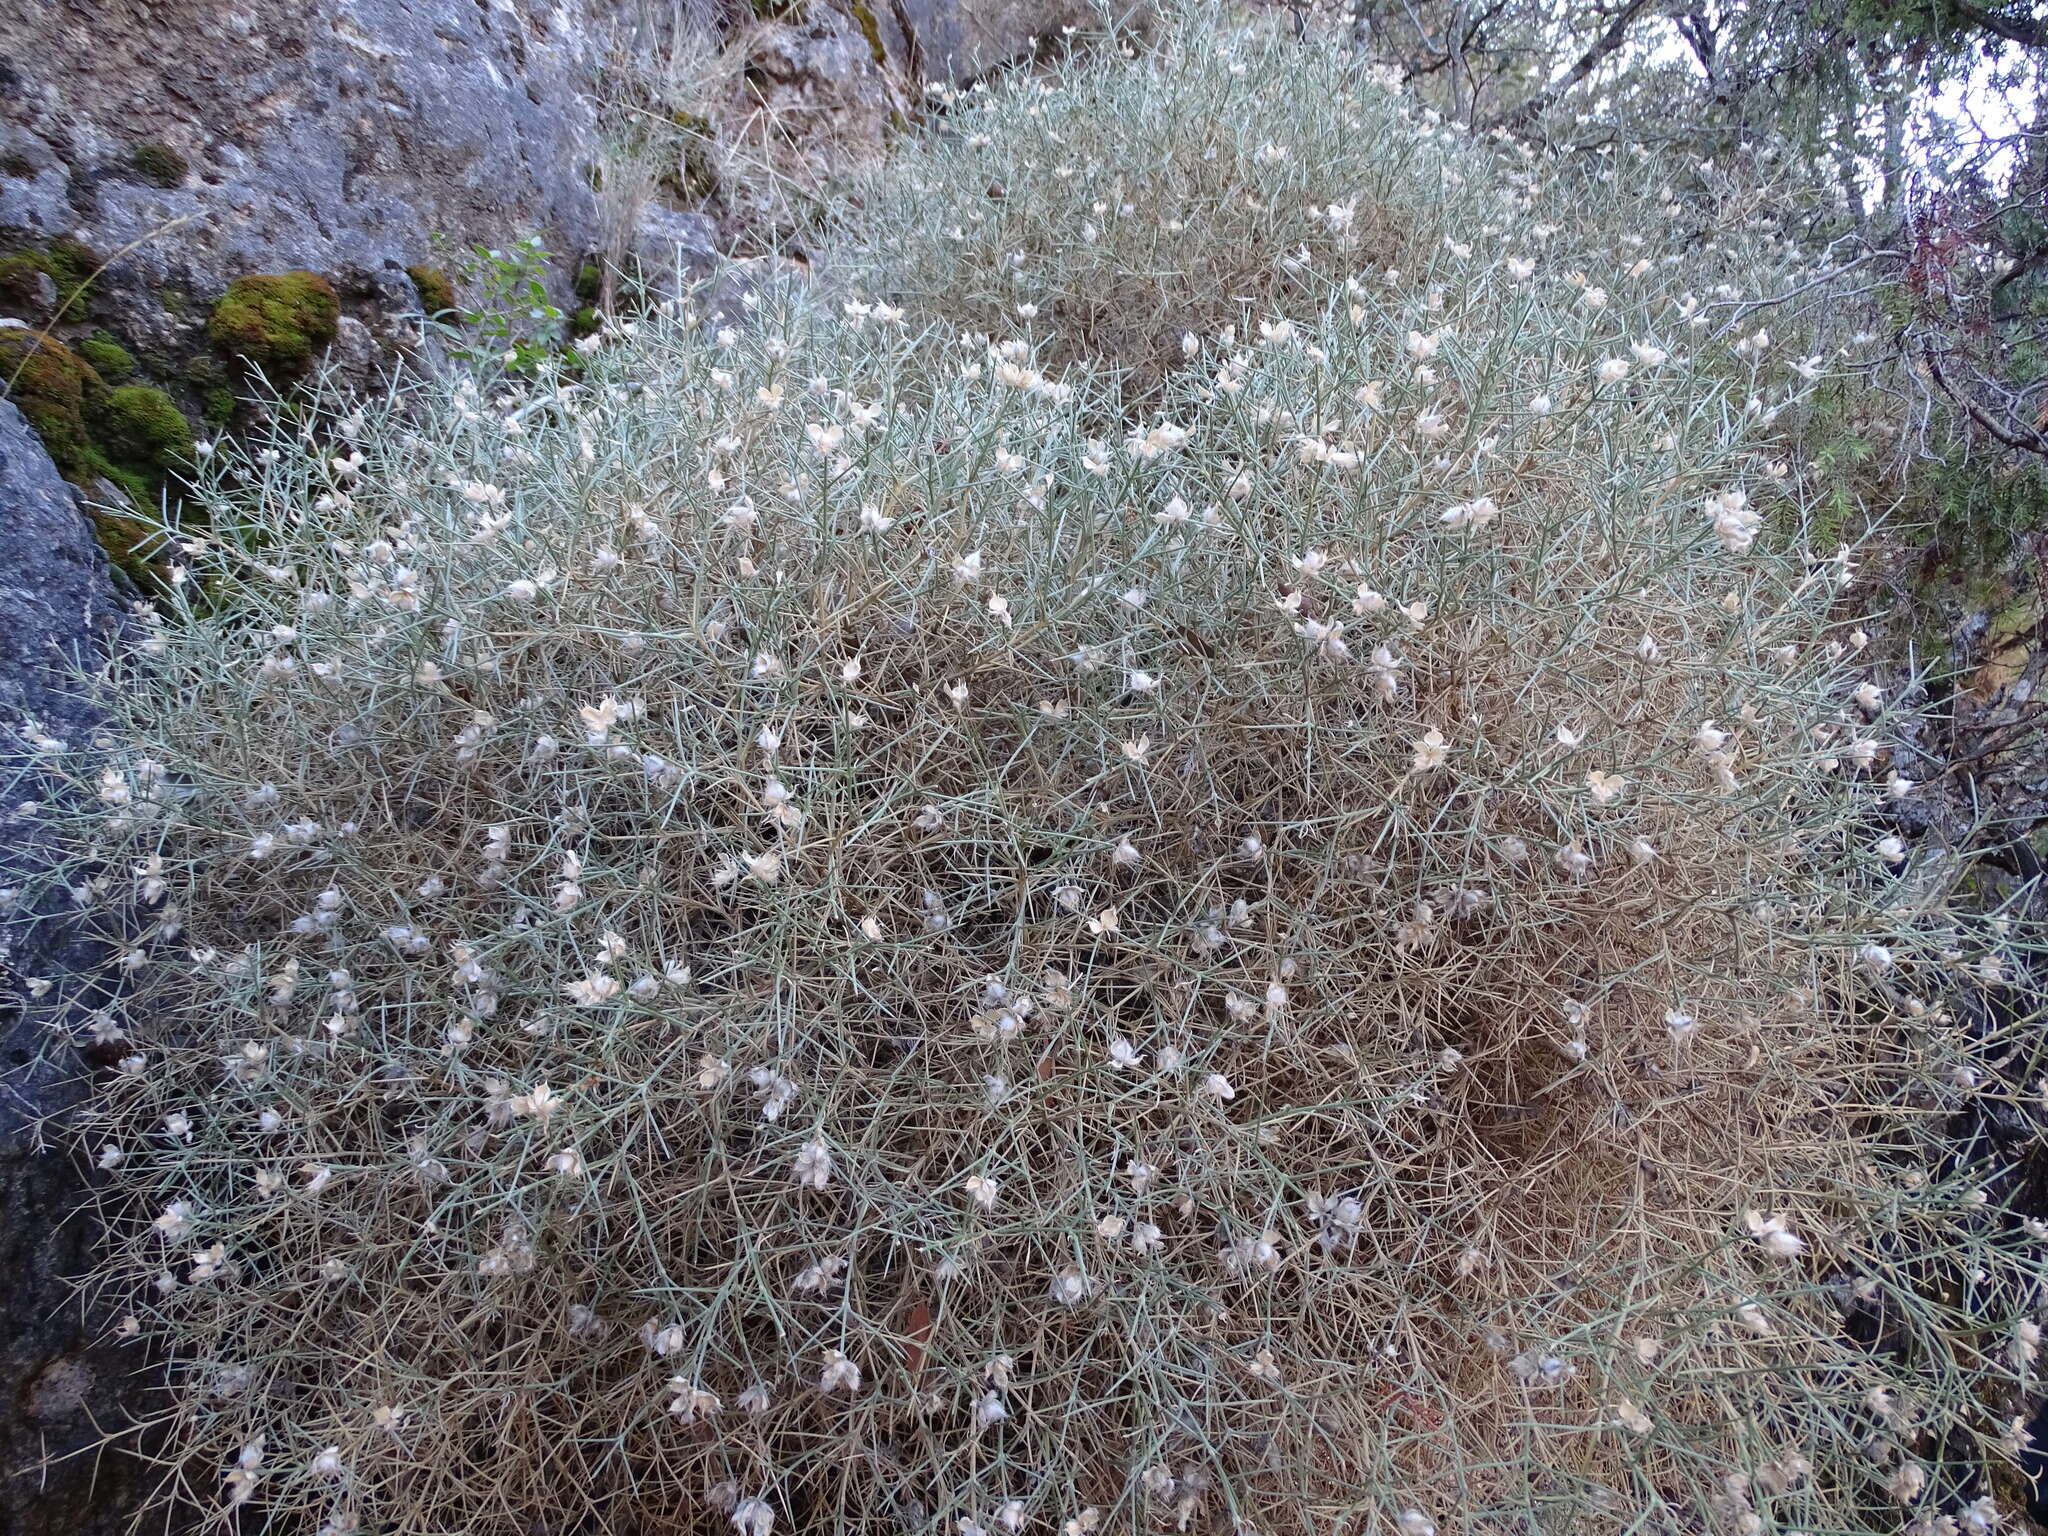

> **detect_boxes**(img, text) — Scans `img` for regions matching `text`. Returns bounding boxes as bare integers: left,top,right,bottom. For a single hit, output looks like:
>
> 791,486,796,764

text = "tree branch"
1945,0,2048,49
1485,0,1663,131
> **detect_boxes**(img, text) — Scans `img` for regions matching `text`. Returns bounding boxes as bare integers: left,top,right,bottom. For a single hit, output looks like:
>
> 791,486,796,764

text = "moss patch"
848,0,889,69
0,235,101,321
0,331,193,569
406,263,459,318
0,331,103,481
77,332,137,382
207,270,339,379
98,384,193,469
130,142,188,189
88,504,168,586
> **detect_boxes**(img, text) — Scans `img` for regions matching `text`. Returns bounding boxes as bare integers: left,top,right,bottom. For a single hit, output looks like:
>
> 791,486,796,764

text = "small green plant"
453,237,567,372
208,270,340,380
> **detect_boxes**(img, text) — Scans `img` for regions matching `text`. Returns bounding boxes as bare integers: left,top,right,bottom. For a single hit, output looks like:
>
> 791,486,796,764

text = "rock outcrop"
1,0,605,369
0,398,137,1536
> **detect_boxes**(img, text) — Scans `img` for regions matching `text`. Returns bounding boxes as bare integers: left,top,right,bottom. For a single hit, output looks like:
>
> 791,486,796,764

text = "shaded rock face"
0,0,605,370
0,399,142,1536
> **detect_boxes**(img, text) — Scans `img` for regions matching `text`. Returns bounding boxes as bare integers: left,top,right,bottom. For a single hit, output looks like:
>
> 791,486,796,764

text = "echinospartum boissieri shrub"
15,15,2047,1536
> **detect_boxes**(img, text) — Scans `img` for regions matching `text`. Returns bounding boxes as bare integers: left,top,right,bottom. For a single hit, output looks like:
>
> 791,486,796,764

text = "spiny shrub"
842,11,1533,391
15,16,2048,1536
23,267,2045,1536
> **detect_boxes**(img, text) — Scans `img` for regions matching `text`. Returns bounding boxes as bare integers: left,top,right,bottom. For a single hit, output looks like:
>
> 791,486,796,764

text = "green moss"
207,270,339,379
98,385,193,469
0,236,101,321
89,505,164,587
848,0,888,69
204,386,236,427
660,132,719,205
570,305,601,339
130,142,188,189
406,263,459,318
0,331,104,480
0,331,193,581
0,254,47,313
575,262,602,303
77,332,137,382
42,237,99,320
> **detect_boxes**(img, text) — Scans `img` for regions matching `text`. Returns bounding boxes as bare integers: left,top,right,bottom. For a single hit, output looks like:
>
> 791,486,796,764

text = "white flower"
965,1174,999,1211
1585,770,1625,806
1889,1461,1927,1505
1202,1072,1235,1100
732,1497,776,1536
1049,1263,1092,1306
564,972,621,1007
1875,835,1907,865
1629,341,1668,367
1410,728,1449,772
1743,1209,1806,1259
666,1379,722,1423
546,1147,584,1178
1108,1038,1145,1071
792,1140,834,1191
1596,357,1631,384
819,1349,862,1393
1609,1401,1653,1434
1440,496,1498,531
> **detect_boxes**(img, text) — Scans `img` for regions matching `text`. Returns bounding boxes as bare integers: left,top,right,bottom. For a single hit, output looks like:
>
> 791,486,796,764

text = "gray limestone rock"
0,399,142,1536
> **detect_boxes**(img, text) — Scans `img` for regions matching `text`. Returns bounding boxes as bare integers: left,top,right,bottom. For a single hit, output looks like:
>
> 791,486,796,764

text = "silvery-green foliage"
18,11,2044,1536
